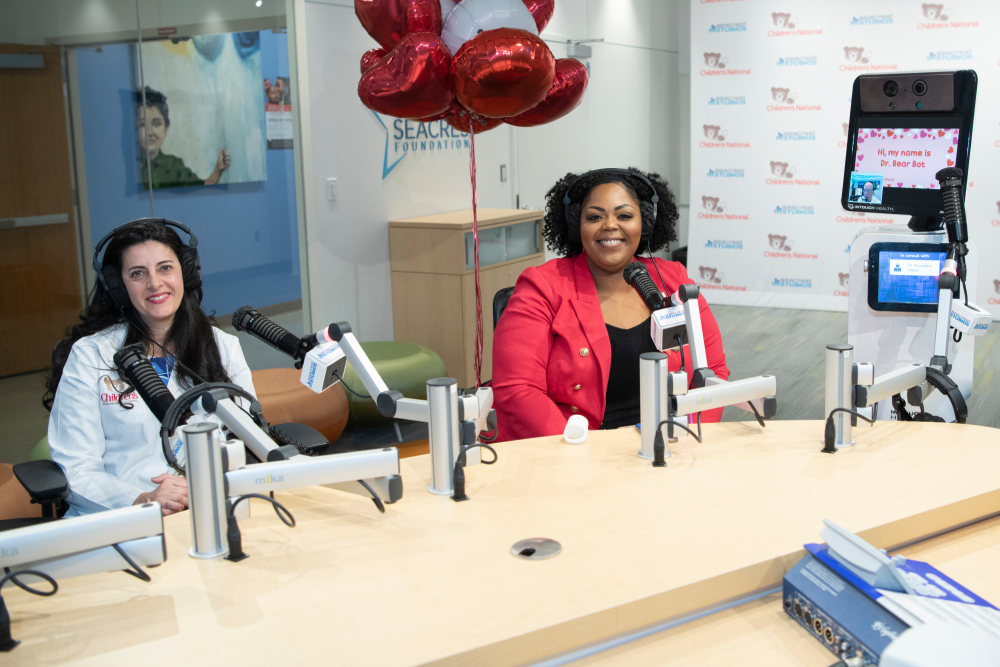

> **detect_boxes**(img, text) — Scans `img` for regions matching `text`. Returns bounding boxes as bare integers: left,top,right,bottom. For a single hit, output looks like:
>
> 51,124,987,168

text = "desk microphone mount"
233,307,498,498
640,285,778,463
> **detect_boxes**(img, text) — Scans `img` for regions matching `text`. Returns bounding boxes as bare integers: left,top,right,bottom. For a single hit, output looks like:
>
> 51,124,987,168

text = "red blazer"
492,253,730,441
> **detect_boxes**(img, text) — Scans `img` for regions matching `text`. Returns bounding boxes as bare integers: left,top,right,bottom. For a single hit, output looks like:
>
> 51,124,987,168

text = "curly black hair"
542,167,679,257
136,86,170,127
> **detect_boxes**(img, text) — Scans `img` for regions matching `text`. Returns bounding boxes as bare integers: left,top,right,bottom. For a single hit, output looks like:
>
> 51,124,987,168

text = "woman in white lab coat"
44,220,256,516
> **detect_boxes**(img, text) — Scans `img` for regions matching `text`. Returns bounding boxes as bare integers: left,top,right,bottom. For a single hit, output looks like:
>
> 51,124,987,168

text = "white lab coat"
47,323,256,516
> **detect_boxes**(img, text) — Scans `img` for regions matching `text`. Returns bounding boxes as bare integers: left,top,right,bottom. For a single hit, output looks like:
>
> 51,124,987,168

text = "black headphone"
92,218,202,313
563,168,660,243
892,366,968,424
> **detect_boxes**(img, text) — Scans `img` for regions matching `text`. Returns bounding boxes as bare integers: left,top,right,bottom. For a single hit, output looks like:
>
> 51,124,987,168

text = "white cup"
563,414,589,444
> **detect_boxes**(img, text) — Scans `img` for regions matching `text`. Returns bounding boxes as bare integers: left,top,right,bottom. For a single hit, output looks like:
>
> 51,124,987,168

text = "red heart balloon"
506,58,588,127
355,0,442,50
520,0,555,33
451,28,556,118
358,32,454,119
360,47,389,74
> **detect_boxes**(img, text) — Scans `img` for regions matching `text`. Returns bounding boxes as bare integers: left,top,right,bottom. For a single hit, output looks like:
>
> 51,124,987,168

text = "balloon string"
469,117,483,389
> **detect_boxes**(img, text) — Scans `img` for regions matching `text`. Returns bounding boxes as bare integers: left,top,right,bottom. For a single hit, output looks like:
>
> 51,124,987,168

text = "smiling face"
137,106,168,159
579,182,644,276
121,241,184,332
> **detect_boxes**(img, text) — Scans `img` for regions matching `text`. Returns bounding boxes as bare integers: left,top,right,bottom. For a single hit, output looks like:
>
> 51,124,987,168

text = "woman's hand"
134,473,189,515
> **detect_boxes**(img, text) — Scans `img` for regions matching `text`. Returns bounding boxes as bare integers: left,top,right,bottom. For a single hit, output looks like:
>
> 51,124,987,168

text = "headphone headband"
92,218,198,273
561,168,660,216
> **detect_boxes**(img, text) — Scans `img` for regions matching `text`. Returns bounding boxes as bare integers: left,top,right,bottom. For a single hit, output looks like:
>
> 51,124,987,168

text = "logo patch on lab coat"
100,375,138,406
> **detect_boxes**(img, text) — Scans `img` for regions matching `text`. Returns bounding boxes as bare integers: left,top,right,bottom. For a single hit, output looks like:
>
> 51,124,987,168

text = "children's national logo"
699,266,724,284
917,4,978,29
990,279,1000,306
701,53,751,76
768,234,793,251
701,125,750,148
835,273,850,297
699,196,748,220
702,196,725,213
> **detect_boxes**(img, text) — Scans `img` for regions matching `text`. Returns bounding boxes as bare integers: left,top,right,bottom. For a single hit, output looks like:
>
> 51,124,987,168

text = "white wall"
300,0,689,342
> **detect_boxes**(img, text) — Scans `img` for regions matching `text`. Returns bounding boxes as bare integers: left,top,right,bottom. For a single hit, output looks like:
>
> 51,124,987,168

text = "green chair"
342,342,446,428
30,436,50,461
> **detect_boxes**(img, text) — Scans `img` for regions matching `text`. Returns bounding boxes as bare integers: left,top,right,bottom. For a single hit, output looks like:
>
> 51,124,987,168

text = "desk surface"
7,421,1000,666
577,515,1000,666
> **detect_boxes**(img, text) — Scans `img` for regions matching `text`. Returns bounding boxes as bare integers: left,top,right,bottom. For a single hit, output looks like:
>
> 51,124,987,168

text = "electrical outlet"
326,178,338,201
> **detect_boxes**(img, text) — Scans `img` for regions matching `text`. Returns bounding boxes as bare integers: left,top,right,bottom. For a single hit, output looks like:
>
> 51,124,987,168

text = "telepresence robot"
824,70,992,449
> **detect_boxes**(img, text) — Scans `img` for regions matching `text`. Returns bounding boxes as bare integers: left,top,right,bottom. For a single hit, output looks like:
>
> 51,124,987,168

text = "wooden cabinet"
389,209,545,387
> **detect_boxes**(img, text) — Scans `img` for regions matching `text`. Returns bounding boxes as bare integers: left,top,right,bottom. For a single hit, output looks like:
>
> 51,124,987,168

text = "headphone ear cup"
567,202,583,242
179,246,202,291
638,201,656,240
100,264,129,312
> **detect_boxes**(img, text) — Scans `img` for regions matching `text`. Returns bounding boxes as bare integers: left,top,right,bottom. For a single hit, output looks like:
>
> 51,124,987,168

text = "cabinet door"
461,265,511,387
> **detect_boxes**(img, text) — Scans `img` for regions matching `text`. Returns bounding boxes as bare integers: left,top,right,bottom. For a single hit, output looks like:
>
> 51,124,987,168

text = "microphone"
936,167,968,282
623,262,665,312
232,306,312,362
113,344,174,422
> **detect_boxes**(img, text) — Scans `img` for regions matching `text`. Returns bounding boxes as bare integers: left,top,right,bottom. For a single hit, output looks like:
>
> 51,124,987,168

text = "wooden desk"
577,516,1000,666
7,421,1000,666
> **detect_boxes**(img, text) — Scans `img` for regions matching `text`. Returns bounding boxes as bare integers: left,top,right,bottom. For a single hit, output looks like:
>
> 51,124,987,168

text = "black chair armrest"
12,460,70,506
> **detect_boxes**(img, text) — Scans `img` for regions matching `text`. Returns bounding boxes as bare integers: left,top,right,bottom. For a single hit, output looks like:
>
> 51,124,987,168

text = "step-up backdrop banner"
688,0,1000,312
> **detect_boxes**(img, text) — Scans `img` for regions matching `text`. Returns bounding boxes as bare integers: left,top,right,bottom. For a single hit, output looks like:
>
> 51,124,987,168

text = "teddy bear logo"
995,201,1000,216
839,273,850,288
921,4,950,21
702,196,726,212
994,279,999,295
771,12,797,29
704,52,729,69
769,161,796,178
703,125,728,141
770,87,796,104
699,266,724,284
102,376,127,393
844,47,871,64
768,234,794,252
842,123,849,136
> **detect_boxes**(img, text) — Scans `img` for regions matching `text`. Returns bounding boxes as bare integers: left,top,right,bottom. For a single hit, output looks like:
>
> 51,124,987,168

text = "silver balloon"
440,0,457,23
441,0,539,56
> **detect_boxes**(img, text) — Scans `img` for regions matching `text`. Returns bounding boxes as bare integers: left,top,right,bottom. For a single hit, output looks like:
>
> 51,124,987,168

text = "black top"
602,317,658,430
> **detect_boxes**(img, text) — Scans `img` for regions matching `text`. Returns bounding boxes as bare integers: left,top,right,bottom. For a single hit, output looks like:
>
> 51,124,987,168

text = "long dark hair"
43,222,230,410
542,167,679,258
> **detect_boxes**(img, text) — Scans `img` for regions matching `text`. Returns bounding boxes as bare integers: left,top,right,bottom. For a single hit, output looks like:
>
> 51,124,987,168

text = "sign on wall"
689,1,998,311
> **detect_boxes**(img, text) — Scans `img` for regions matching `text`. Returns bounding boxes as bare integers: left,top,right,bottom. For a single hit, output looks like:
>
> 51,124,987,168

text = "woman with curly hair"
492,168,729,441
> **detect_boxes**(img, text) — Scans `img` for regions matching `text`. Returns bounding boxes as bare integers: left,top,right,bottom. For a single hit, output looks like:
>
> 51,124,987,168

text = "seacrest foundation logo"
704,239,744,249
851,14,893,26
774,205,814,215
373,111,471,180
765,235,819,259
700,125,750,148
835,272,850,297
767,87,820,112
767,161,819,186
772,277,813,289
708,95,746,106
841,46,898,72
928,50,972,60
700,53,751,76
709,22,747,32
990,279,999,306
768,12,822,37
699,196,749,220
777,131,816,141
777,55,818,66
708,168,745,178
919,5,978,29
